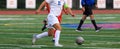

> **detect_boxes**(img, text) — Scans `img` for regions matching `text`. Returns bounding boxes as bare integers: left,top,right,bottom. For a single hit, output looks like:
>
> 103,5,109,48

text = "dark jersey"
81,0,95,7
81,0,96,16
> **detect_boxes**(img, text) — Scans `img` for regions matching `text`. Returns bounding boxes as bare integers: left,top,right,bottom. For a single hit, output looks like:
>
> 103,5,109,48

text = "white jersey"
45,0,65,16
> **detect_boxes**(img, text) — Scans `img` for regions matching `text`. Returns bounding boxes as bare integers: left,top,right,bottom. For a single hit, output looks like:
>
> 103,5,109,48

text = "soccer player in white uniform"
32,0,69,47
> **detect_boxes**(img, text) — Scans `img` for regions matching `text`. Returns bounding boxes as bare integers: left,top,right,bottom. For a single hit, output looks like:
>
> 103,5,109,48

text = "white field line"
84,42,120,46
62,34,120,37
80,34,120,37
65,16,116,19
0,33,120,38
4,23,38,24
0,15,25,17
0,44,46,48
0,33,120,46
80,47,120,49
0,44,119,49
1,37,120,46
0,47,21,49
0,18,35,20
0,33,120,45
1,37,120,45
1,22,41,25
104,21,120,23
0,33,34,35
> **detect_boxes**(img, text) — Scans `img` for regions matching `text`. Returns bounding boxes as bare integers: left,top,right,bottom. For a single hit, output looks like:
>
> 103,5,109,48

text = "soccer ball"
75,36,84,45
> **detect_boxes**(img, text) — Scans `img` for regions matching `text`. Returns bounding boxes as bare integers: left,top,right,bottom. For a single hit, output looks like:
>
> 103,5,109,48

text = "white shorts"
47,14,59,28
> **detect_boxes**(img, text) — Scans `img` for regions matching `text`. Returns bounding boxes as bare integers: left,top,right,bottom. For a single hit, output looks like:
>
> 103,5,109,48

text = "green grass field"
0,14,120,49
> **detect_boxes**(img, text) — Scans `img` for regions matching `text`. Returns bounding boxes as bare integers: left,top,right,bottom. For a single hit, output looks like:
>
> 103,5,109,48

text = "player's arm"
63,7,68,15
66,8,75,17
81,0,85,12
64,4,75,17
36,1,47,14
81,7,85,12
94,1,98,8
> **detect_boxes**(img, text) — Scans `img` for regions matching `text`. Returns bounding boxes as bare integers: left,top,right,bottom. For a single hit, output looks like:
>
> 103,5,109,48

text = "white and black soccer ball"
75,36,84,45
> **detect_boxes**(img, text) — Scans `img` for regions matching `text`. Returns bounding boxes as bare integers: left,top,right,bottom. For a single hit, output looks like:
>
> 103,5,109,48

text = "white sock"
36,32,48,39
54,30,61,45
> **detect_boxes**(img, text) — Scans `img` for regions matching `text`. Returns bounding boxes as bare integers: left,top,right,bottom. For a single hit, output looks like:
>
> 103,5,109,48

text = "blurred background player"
76,0,102,32
32,0,75,47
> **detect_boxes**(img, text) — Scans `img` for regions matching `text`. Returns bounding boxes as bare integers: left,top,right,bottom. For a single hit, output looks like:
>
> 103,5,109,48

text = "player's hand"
82,7,85,12
71,14,76,17
95,5,98,9
35,10,40,14
65,12,68,15
35,11,38,14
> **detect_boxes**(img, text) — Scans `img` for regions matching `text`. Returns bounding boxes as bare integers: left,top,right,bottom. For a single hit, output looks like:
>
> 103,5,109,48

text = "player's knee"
48,32,53,36
56,27,62,31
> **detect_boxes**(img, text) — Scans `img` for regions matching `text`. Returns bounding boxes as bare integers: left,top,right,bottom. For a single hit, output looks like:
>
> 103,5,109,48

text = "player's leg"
32,27,56,45
90,15,97,29
47,28,56,42
32,31,49,45
90,15,102,32
76,15,87,32
47,14,63,47
41,19,47,31
76,6,89,32
53,23,63,47
47,28,55,36
51,29,56,42
51,14,62,42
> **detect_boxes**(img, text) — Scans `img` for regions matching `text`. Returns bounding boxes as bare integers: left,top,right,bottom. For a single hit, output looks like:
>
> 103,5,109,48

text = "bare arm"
63,4,75,17
94,1,98,8
82,7,85,12
95,4,98,8
36,1,47,14
66,8,75,17
63,7,68,15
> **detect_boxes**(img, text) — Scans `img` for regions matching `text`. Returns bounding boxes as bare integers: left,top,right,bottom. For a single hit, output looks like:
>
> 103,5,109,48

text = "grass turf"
0,14,120,49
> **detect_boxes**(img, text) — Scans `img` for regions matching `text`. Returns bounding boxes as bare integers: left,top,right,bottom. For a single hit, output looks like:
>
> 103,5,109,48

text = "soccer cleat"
32,34,37,45
41,20,47,31
41,25,47,31
52,39,55,42
75,29,82,32
96,27,102,32
55,44,63,47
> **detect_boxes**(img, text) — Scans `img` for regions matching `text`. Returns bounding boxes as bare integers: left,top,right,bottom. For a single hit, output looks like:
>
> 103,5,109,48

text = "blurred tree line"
0,0,6,9
0,0,116,10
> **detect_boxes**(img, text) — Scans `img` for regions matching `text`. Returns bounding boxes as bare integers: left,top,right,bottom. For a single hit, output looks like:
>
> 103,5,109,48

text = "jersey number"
58,1,61,5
